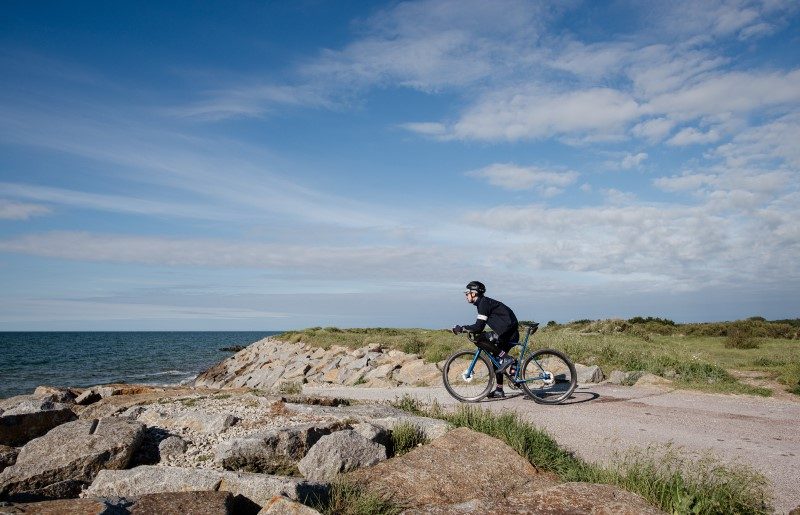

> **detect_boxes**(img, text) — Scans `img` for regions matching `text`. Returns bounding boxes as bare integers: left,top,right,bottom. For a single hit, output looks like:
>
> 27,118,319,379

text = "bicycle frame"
465,324,551,385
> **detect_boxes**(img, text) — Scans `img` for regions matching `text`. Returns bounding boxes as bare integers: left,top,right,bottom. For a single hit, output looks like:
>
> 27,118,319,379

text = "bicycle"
442,322,577,404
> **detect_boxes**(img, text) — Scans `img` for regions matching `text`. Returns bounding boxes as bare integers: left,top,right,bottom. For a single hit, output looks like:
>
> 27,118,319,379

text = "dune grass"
279,320,799,396
392,396,771,515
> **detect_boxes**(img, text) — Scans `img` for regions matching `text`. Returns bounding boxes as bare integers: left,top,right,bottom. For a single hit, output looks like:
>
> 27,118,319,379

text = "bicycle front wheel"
442,350,495,402
520,349,577,404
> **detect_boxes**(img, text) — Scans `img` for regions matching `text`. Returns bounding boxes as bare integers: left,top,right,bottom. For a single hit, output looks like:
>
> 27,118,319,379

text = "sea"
0,331,280,399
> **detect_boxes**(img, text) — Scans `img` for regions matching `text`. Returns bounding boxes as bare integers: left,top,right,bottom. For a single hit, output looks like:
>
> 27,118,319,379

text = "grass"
392,396,771,515
279,320,799,396
310,479,402,515
389,422,428,456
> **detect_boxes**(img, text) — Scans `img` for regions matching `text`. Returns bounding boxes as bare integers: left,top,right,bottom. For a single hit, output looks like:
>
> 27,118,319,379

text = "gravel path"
305,383,800,514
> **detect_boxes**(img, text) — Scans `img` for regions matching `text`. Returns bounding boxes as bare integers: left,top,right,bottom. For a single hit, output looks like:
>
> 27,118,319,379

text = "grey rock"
607,370,628,384
352,422,391,448
129,490,234,515
0,446,18,474
394,359,441,386
298,430,387,481
285,403,450,442
216,422,343,474
74,390,102,406
259,495,323,514
0,417,144,501
0,407,77,447
87,466,329,508
0,498,111,514
575,364,604,383
158,436,188,459
138,409,238,434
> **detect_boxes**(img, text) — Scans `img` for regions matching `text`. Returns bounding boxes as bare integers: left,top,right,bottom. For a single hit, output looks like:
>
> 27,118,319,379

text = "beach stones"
298,429,387,481
0,417,145,501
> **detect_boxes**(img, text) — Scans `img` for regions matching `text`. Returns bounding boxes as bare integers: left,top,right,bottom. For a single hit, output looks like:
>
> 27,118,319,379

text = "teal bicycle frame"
466,323,552,385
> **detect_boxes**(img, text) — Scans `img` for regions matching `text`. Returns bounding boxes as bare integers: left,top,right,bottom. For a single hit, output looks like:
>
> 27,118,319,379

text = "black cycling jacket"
462,296,519,339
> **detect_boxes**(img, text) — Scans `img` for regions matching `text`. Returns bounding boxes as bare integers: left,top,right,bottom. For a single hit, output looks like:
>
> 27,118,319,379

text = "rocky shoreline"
0,337,666,514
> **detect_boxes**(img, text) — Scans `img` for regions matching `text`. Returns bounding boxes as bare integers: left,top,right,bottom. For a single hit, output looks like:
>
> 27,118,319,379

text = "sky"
1,0,798,330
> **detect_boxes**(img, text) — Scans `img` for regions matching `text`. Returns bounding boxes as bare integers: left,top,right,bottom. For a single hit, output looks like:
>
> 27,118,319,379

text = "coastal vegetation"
392,396,771,515
279,317,800,397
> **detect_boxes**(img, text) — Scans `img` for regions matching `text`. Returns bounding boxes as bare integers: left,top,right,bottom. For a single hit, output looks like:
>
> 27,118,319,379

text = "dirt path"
305,383,800,514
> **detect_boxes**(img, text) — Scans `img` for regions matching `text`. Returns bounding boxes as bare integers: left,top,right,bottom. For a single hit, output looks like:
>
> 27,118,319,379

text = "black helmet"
465,281,486,295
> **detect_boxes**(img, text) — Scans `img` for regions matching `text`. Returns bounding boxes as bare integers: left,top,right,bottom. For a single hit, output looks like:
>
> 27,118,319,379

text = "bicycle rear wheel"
442,350,495,402
520,349,577,404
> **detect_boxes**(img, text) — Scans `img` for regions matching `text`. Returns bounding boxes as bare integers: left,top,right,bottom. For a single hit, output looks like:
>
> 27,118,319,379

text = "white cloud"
399,121,448,137
646,69,800,121
631,117,676,142
467,163,578,192
621,152,648,169
452,87,640,141
0,199,51,220
667,127,722,146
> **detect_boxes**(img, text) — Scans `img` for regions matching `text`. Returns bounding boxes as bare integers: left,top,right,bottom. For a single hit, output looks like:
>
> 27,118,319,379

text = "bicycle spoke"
521,349,576,404
443,350,494,402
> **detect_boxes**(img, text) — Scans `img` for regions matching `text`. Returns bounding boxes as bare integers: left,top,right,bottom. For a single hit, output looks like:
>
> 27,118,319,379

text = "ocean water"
0,332,279,399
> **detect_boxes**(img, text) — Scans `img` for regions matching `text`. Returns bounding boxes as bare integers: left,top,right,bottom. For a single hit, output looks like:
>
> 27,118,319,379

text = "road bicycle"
442,322,577,404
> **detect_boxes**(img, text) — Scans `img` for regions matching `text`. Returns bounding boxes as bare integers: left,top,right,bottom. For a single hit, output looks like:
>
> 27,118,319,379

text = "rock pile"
193,337,610,393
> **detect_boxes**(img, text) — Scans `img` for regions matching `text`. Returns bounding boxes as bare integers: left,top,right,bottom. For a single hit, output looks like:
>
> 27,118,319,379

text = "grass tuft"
311,479,402,515
389,422,428,456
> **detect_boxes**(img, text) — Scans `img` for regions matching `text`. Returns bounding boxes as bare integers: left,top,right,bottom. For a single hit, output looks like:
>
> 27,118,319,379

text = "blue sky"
1,0,798,330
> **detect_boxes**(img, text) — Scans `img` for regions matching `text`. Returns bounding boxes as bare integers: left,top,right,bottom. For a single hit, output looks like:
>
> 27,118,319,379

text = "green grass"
310,479,402,515
279,322,799,396
392,396,770,515
389,422,428,456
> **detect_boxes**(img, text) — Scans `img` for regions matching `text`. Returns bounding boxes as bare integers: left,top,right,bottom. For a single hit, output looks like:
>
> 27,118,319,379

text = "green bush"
724,323,760,349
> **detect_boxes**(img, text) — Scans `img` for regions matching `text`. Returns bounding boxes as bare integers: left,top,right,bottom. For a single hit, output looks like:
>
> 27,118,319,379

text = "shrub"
724,323,760,349
401,336,425,356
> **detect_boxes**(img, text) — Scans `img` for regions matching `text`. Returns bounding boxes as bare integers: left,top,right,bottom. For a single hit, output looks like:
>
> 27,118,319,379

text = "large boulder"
259,495,322,515
298,430,387,481
129,491,234,515
0,417,144,501
346,427,559,509
86,466,328,508
575,364,604,384
0,400,77,447
215,422,343,474
0,498,111,514
511,482,665,514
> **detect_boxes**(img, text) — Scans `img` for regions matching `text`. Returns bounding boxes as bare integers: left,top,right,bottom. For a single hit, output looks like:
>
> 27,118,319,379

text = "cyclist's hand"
452,325,463,335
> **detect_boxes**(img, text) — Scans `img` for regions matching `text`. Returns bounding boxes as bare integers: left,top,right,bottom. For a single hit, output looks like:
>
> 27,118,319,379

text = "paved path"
306,383,800,513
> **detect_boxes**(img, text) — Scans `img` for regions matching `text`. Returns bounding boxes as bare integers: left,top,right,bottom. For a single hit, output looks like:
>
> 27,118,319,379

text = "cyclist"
452,281,519,398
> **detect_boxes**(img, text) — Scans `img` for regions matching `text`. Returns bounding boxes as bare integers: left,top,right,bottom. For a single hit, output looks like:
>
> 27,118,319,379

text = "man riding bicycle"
452,281,519,398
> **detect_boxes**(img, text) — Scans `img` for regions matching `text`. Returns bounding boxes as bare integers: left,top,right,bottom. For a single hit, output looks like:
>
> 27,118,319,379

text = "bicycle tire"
442,350,495,402
520,348,577,404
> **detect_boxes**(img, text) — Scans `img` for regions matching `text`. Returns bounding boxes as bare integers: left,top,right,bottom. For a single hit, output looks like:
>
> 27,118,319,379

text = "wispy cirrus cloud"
0,199,51,220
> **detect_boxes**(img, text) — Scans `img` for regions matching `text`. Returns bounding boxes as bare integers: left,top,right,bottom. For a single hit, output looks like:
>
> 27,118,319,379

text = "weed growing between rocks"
391,396,771,515
310,479,402,515
389,422,428,457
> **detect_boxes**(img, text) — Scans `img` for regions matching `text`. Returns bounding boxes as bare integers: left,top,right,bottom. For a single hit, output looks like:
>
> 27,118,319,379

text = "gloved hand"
451,325,463,334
